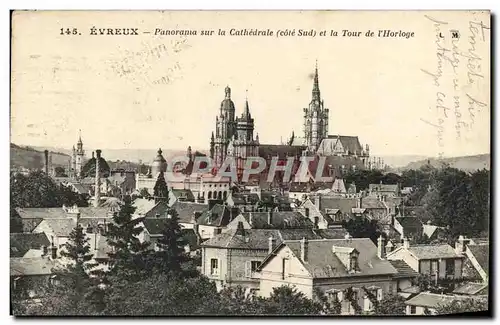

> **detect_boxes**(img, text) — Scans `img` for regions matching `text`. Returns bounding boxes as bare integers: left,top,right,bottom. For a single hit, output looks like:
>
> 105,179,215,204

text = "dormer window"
350,252,359,271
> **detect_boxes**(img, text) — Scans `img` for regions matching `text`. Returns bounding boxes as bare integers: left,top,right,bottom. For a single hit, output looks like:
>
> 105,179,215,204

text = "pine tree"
154,209,190,275
153,171,169,203
105,197,153,282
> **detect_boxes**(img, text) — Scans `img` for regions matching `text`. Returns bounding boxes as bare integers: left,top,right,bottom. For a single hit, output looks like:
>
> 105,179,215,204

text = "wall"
406,305,436,315
225,248,269,290
386,249,419,271
202,246,228,291
198,225,219,240
225,215,252,232
298,199,328,229
259,245,313,298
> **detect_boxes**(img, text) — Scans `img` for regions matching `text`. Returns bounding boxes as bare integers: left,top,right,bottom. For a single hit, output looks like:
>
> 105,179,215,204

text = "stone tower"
303,62,329,153
213,86,237,168
72,130,85,178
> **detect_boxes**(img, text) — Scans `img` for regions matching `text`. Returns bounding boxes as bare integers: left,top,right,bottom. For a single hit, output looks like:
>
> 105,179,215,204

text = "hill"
10,143,71,170
401,154,490,172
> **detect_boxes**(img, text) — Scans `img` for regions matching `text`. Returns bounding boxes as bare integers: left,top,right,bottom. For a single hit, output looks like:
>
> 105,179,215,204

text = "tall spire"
225,85,231,99
312,60,321,102
242,90,251,120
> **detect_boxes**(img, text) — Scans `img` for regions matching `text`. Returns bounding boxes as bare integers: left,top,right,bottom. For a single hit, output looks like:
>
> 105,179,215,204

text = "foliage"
341,216,384,244
54,166,67,177
434,297,488,315
373,293,407,315
313,287,341,315
139,187,151,199
344,287,362,315
153,171,169,202
256,286,323,315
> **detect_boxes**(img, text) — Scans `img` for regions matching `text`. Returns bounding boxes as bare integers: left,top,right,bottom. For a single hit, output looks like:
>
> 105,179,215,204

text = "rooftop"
405,292,487,308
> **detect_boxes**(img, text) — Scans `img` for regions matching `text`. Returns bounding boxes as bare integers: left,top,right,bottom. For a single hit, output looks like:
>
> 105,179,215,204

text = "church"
209,62,371,184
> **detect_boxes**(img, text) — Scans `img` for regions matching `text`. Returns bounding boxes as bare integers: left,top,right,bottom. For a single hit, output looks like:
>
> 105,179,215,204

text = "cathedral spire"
242,90,251,120
225,85,231,99
312,60,320,102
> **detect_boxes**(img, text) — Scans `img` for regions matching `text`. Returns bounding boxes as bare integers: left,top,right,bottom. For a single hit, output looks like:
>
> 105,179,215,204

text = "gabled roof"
395,216,423,229
318,196,358,215
407,244,462,260
405,292,487,308
241,211,314,229
360,197,387,210
10,257,58,276
388,260,420,279
197,204,240,227
171,189,195,202
132,198,157,215
171,201,209,224
267,238,397,279
142,218,169,235
258,144,306,159
369,183,399,192
467,244,489,276
10,233,50,257
35,218,110,237
453,282,488,295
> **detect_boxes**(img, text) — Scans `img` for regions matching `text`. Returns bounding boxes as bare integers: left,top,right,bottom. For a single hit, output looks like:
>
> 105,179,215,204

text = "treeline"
10,171,89,232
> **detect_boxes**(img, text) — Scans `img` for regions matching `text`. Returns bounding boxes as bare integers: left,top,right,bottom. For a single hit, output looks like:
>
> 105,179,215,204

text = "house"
393,216,423,242
169,201,208,229
225,211,314,231
288,182,311,201
368,182,400,199
463,240,489,283
200,226,350,292
132,197,157,219
10,233,51,258
168,189,196,204
226,192,260,212
196,203,240,240
137,217,199,254
358,197,390,224
386,237,465,280
388,259,420,294
452,282,488,296
107,170,136,196
256,236,398,315
422,221,447,241
11,256,59,300
405,292,487,315
298,196,356,229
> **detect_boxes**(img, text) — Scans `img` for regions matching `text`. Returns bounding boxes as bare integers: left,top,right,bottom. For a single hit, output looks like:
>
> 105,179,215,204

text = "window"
251,261,261,272
245,260,262,277
376,288,383,301
446,259,455,276
430,259,439,276
281,258,287,280
410,305,417,315
305,208,310,217
210,258,219,276
314,217,319,228
350,253,359,271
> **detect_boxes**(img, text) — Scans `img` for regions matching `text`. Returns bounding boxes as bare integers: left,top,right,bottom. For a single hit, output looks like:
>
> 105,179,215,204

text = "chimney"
267,211,273,226
403,237,410,249
94,149,102,207
50,244,57,259
235,221,246,237
44,150,49,174
314,195,320,210
268,235,276,254
300,237,308,262
455,235,470,254
377,235,386,259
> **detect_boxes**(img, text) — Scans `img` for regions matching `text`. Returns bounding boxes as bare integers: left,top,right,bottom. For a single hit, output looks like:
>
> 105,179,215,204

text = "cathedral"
209,62,371,183
70,131,85,179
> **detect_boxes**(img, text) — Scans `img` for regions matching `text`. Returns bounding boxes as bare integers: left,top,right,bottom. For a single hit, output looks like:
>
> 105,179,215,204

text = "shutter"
377,288,383,301
245,261,251,277
363,297,371,311
338,291,343,302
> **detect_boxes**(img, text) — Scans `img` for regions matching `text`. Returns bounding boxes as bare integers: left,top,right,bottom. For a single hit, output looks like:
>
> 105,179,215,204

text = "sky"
10,11,491,158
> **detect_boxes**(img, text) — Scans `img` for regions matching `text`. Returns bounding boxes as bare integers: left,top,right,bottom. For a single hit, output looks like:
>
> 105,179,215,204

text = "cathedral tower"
303,62,329,153
71,130,85,178
213,86,237,168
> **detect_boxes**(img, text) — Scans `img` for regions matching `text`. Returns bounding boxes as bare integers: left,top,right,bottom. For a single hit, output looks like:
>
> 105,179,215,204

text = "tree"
313,287,341,315
153,209,191,275
257,286,323,315
373,293,407,315
342,216,384,244
54,166,67,177
153,171,168,203
139,188,151,199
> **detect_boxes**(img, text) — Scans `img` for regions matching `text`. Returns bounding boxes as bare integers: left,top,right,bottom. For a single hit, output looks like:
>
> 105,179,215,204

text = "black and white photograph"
9,10,491,317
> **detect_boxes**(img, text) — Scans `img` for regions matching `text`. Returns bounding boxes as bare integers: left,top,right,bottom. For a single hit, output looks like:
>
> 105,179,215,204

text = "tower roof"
241,96,252,120
312,60,321,102
220,86,235,113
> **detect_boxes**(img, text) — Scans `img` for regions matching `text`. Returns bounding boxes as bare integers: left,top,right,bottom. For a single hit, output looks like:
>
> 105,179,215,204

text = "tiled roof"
242,211,314,229
312,228,350,239
453,282,488,295
10,257,58,276
35,218,111,237
318,196,358,215
289,182,310,193
360,197,387,210
231,193,260,205
395,216,422,229
171,189,195,202
142,218,169,235
369,184,399,192
132,198,157,215
408,244,461,260
71,183,91,194
197,204,240,227
144,201,169,219
467,244,489,275
405,292,487,308
15,207,112,220
10,233,50,257
258,144,306,159
201,228,349,249
284,238,397,279
171,201,209,224
388,260,420,278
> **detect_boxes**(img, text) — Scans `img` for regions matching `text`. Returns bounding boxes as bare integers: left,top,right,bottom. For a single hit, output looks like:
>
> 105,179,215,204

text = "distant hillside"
10,143,71,170
402,154,490,172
